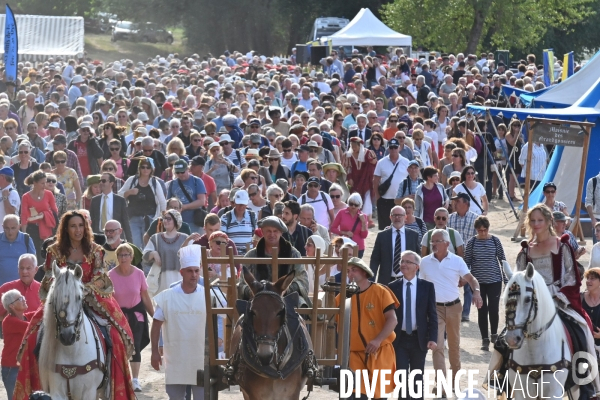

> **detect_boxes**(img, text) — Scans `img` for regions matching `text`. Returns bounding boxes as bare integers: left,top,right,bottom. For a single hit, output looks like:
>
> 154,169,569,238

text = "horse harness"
225,289,318,383
504,280,570,380
53,305,109,400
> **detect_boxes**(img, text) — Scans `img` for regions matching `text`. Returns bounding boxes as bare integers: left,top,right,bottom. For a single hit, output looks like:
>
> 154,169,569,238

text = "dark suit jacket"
370,227,420,285
90,193,132,243
388,277,438,351
347,127,372,146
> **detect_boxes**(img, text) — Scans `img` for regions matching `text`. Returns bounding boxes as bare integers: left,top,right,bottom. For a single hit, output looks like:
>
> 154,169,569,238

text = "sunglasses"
214,240,226,246
307,183,319,188
139,165,151,170
348,203,360,207
397,136,406,139
193,139,202,142
142,149,154,153
389,119,398,123
388,146,399,149
109,147,120,151
175,171,186,174
335,119,343,122
372,137,381,141
465,171,476,175
283,149,292,153
544,190,556,194
248,192,258,197
19,150,29,154
55,160,66,164
46,179,56,183
435,216,447,221
163,217,173,222
268,158,279,162
330,194,341,199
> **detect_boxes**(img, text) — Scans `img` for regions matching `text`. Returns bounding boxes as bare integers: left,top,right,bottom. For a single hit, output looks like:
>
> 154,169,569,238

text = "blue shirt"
167,176,207,224
0,232,35,285
68,85,81,106
290,160,308,176
213,117,225,131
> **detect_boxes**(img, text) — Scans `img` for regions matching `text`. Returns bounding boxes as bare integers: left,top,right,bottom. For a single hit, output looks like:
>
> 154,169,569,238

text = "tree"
381,0,594,56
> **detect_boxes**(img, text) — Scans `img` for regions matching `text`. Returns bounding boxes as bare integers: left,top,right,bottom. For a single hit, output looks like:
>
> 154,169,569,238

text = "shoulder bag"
178,178,207,227
377,160,400,196
460,183,484,213
146,235,162,297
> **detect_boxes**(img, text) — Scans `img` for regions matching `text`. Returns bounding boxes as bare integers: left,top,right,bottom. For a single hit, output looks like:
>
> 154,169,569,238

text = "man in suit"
346,114,371,147
90,172,132,242
371,206,421,284
389,250,438,400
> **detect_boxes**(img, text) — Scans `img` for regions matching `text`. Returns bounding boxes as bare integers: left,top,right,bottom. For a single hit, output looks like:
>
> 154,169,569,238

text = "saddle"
228,292,317,381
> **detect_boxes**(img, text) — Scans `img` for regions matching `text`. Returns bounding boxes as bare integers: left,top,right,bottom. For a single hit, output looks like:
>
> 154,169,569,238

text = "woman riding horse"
13,210,135,400
491,204,600,396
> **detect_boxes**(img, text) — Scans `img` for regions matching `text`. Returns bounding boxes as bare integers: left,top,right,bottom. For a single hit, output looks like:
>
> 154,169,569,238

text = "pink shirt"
108,267,147,321
330,209,369,250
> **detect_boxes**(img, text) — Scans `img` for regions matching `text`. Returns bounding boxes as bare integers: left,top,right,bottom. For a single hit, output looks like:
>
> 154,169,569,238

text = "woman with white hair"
330,192,369,258
140,97,160,122
1,288,30,398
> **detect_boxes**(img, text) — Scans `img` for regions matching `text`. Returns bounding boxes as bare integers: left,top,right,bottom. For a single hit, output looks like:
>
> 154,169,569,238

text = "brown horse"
228,267,316,400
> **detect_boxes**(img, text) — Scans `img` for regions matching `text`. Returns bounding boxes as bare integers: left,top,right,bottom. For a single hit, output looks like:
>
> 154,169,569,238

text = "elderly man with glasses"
127,136,168,178
102,219,143,271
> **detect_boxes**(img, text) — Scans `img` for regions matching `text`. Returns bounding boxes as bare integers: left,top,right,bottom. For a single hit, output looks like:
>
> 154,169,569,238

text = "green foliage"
381,0,594,56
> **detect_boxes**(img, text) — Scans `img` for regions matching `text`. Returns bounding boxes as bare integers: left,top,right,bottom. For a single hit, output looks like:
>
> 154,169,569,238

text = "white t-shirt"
374,156,409,199
298,191,334,229
419,252,470,303
424,130,439,146
453,182,486,215
280,153,298,170
0,185,20,233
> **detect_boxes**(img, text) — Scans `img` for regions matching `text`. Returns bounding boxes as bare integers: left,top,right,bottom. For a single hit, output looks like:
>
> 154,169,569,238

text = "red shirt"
0,279,41,318
198,173,216,207
2,313,32,366
73,140,90,177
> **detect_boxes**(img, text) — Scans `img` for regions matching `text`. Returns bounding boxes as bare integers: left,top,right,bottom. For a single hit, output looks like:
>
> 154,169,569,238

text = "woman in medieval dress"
13,210,135,400
489,204,600,396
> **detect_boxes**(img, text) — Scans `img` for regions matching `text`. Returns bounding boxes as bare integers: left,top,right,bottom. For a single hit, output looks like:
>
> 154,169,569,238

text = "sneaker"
132,378,142,392
481,338,490,351
461,316,470,322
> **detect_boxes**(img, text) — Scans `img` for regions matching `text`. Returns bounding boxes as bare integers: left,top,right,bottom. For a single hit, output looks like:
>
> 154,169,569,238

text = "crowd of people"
0,46,598,400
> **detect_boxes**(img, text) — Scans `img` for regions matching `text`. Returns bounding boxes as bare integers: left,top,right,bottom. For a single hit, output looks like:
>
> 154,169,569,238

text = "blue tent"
467,77,600,214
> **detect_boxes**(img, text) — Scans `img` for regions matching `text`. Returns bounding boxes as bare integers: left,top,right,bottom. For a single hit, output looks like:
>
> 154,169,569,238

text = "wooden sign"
531,123,585,147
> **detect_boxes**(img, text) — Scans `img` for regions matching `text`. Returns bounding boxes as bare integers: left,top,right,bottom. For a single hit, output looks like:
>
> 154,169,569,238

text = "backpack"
225,209,257,231
401,178,424,196
23,233,31,254
300,191,331,213
426,229,457,252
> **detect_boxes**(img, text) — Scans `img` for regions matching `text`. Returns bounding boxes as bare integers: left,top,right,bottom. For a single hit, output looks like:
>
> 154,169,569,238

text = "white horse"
38,262,107,400
501,261,578,400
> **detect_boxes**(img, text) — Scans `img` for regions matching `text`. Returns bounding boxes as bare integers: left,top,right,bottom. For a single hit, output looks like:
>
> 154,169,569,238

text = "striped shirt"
220,210,256,255
519,142,547,181
448,211,478,242
405,218,427,243
464,236,507,284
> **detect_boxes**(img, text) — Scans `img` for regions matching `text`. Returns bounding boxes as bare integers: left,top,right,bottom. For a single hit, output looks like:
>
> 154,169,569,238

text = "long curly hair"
56,210,94,257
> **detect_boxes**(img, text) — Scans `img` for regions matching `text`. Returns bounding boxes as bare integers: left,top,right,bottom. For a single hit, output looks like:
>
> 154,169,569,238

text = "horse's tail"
39,261,60,391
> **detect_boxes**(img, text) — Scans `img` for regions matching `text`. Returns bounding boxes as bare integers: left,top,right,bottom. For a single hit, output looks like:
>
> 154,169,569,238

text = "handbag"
177,178,207,227
146,235,162,297
377,160,401,196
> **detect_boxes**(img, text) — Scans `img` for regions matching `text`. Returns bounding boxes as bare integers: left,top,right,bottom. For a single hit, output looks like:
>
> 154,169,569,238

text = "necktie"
393,229,402,275
101,194,108,230
406,282,413,334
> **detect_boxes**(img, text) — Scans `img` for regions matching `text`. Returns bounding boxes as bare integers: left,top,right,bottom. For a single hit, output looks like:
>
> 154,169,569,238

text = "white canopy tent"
324,8,412,47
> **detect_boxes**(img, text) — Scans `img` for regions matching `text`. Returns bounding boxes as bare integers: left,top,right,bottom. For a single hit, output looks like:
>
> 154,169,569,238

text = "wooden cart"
200,244,357,399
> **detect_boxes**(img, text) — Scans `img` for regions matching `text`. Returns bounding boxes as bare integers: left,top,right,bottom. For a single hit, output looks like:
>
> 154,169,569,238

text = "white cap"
234,190,249,205
137,112,149,122
178,244,202,269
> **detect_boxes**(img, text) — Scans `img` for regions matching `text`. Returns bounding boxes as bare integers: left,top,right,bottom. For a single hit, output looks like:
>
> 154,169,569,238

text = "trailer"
0,14,84,61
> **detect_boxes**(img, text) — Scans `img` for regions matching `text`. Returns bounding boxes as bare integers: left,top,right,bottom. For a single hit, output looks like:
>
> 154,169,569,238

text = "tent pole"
473,119,518,219
512,118,534,241
486,110,524,199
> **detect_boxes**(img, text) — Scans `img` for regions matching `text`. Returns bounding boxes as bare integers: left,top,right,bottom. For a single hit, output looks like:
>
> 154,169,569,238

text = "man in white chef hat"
151,244,208,399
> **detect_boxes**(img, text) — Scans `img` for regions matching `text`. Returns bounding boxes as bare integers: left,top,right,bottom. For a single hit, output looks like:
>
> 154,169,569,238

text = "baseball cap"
234,190,249,205
307,177,321,185
162,102,175,112
451,192,471,202
53,134,67,144
249,118,261,126
388,138,400,148
408,160,420,167
173,159,188,172
553,211,567,222
191,156,206,166
48,121,60,129
298,145,310,152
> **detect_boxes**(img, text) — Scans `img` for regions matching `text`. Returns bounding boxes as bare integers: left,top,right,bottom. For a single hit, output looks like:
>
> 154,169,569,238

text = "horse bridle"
505,280,556,340
248,290,288,366
54,305,83,342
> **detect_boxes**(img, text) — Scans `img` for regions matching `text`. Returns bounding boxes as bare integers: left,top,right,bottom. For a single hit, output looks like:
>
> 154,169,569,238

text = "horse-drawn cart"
200,245,356,399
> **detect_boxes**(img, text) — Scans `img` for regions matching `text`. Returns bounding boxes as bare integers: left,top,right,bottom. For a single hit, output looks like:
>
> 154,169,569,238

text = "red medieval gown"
346,148,377,198
13,242,135,400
